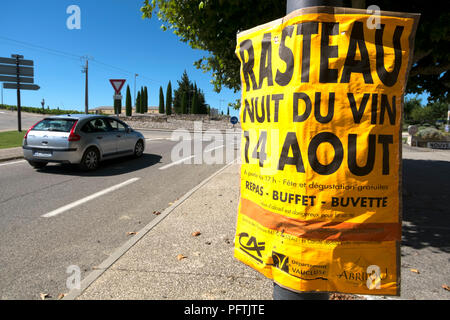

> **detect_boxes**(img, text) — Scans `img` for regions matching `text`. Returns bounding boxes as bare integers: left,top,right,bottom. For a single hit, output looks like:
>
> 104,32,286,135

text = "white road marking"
159,144,226,170
158,155,195,170
145,137,167,141
0,160,26,167
41,177,140,218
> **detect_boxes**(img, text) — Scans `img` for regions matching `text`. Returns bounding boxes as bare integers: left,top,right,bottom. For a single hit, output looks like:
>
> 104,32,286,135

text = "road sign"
0,57,33,66
0,55,39,132
3,83,40,90
113,94,122,100
109,79,126,94
0,75,34,83
0,65,34,77
230,116,238,125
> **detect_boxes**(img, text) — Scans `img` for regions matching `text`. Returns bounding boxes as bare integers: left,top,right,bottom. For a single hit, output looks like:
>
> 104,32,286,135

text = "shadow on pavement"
36,153,162,177
402,158,450,254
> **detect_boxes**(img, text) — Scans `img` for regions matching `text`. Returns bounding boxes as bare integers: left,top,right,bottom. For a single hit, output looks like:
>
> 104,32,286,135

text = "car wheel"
28,161,48,169
79,147,100,171
134,140,144,158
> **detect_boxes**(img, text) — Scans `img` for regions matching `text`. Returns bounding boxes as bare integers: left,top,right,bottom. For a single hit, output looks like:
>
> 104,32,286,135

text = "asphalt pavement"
0,129,240,299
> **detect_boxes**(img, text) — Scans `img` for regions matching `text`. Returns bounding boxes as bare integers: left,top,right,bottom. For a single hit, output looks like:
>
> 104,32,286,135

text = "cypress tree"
143,86,148,113
159,86,165,114
140,87,145,113
181,92,188,114
136,91,141,113
192,92,199,114
114,99,122,115
126,85,132,116
166,81,172,115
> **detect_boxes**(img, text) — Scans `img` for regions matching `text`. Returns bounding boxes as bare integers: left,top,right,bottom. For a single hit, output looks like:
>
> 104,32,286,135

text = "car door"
107,118,135,154
89,118,117,157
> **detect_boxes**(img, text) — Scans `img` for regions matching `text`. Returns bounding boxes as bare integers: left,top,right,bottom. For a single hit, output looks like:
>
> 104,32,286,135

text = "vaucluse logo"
272,251,290,273
238,233,265,263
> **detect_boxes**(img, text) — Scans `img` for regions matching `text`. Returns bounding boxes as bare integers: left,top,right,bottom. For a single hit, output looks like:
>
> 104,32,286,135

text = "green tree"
126,85,132,116
191,86,200,114
404,96,422,122
114,98,122,115
136,90,141,114
159,86,165,114
142,87,148,113
140,87,145,113
166,81,172,115
141,0,450,102
173,70,193,114
410,101,448,124
181,91,188,114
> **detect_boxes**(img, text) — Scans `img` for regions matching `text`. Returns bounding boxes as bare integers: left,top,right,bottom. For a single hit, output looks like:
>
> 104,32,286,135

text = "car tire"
79,147,100,171
134,140,144,158
28,161,48,169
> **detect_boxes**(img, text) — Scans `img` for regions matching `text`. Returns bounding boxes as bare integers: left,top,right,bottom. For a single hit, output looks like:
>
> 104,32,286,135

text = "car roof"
45,114,112,120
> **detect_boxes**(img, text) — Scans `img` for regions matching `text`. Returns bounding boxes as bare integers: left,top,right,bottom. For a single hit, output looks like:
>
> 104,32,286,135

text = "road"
0,129,240,299
0,109,46,132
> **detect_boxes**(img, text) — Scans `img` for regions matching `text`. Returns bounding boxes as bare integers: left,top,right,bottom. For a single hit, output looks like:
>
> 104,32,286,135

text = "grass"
0,131,25,149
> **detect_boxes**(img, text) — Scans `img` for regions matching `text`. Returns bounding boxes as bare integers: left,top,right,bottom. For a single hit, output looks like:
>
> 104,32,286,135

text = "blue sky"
0,0,241,116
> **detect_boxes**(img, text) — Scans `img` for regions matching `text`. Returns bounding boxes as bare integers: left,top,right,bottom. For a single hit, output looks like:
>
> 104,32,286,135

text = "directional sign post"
109,79,126,116
0,54,39,131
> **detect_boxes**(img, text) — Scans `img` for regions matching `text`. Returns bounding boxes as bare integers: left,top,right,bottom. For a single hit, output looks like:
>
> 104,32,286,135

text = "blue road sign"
230,116,238,125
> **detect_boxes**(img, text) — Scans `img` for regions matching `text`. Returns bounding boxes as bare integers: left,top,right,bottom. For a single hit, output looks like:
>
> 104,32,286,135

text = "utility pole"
81,56,90,114
273,0,344,301
134,73,138,111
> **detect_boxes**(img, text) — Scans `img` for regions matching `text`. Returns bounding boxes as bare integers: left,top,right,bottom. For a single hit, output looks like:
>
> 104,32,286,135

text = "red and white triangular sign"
109,79,126,94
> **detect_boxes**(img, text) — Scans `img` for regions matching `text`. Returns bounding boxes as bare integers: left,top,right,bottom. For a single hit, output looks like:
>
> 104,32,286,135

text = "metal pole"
287,0,343,13
273,0,344,301
85,59,89,114
13,54,23,132
134,73,138,112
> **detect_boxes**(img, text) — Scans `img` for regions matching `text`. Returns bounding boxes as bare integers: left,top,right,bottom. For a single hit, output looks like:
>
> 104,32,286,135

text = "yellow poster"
234,7,419,295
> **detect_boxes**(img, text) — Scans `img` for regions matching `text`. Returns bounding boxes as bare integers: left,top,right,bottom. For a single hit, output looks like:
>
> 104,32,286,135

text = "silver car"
22,114,145,170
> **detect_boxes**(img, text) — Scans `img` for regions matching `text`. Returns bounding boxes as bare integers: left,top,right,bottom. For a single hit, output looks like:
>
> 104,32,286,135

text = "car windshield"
32,119,77,132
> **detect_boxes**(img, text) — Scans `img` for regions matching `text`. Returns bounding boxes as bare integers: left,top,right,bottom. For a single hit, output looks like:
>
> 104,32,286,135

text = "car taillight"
24,120,41,141
68,121,80,141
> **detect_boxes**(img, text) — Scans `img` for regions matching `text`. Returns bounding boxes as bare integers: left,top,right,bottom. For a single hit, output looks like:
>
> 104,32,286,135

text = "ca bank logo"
238,233,265,263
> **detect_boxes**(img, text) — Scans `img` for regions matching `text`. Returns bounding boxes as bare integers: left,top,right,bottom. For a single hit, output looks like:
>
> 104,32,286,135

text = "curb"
0,156,23,162
0,155,24,163
62,159,237,300
0,146,24,163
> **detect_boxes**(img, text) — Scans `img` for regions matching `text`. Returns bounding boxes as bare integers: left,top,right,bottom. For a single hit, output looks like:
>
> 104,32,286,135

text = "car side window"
89,119,111,133
107,119,127,132
81,122,95,133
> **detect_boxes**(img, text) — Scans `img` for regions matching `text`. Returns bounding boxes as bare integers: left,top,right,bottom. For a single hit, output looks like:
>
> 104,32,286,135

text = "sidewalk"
0,147,23,162
69,162,274,300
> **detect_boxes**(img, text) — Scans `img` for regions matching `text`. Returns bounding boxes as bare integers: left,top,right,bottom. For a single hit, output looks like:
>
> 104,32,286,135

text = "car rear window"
32,119,77,132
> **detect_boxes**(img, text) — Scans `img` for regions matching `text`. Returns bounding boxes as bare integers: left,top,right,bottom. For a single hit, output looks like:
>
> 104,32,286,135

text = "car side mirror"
126,127,132,133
